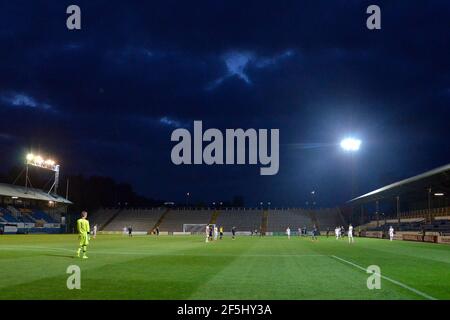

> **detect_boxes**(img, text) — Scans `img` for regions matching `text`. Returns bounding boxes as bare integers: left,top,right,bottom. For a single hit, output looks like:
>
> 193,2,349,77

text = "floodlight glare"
434,192,444,196
26,153,59,171
24,151,61,195
340,138,361,151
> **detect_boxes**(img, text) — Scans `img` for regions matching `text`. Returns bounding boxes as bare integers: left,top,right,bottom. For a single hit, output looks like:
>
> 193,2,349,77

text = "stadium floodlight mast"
25,153,60,195
340,137,361,208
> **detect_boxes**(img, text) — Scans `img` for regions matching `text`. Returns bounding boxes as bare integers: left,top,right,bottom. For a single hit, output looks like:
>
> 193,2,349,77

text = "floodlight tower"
340,137,362,221
340,137,361,197
25,153,60,195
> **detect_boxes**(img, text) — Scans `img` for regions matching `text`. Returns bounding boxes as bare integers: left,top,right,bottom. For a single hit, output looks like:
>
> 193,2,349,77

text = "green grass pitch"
1,234,449,300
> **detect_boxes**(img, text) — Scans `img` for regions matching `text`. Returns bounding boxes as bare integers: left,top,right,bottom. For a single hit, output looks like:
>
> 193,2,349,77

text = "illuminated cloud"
254,50,295,68
159,116,181,127
207,49,295,90
0,92,53,110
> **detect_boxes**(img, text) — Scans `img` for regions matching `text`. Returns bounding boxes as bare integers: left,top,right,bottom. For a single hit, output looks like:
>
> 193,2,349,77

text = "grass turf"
0,234,449,300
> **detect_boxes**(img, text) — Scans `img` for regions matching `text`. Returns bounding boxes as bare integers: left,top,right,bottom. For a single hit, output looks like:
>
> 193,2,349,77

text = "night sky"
0,1,449,207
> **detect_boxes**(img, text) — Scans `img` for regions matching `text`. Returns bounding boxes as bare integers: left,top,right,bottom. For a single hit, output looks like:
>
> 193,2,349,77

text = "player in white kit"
286,227,291,239
348,224,354,243
205,225,210,243
335,226,340,239
389,226,394,241
92,224,97,239
214,226,218,240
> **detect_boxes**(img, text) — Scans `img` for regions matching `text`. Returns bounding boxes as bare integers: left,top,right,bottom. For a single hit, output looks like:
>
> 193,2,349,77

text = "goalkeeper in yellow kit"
76,211,90,259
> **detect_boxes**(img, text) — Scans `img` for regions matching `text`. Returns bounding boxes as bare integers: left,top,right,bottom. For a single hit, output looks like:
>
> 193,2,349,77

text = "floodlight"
340,138,361,151
35,155,44,164
24,151,60,194
434,192,445,196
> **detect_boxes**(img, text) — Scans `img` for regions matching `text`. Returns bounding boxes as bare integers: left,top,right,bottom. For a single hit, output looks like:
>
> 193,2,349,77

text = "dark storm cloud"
0,0,449,205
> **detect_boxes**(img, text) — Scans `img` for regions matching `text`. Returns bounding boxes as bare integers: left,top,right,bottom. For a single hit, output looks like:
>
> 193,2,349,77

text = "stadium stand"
313,208,343,230
32,210,57,223
158,209,212,232
89,208,122,230
0,207,19,222
267,209,312,232
364,217,450,234
101,208,164,232
90,207,344,234
0,206,59,224
0,182,70,234
215,209,263,232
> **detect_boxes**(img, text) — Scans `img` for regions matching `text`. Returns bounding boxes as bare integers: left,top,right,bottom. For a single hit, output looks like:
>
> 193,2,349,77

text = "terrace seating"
0,208,19,223
102,208,164,232
95,208,346,234
32,210,57,223
366,218,450,234
267,209,312,232
7,205,21,217
88,208,122,229
215,209,262,232
158,209,212,232
314,208,342,230
18,214,35,223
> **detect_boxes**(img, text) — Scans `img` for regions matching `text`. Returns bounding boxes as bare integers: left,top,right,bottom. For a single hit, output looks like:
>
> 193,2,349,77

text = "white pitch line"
331,255,437,300
0,246,325,258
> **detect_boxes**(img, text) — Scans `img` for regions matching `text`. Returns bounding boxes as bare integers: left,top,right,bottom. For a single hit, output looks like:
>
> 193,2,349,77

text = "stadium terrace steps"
215,209,263,232
89,208,123,231
7,205,21,216
308,210,319,228
149,208,170,233
91,207,343,234
89,208,119,229
337,209,347,226
19,213,35,223
364,218,450,233
158,209,212,232
357,220,384,230
99,208,163,232
209,210,220,225
0,207,19,223
314,208,342,230
32,210,57,223
101,208,124,230
261,210,268,234
267,209,312,232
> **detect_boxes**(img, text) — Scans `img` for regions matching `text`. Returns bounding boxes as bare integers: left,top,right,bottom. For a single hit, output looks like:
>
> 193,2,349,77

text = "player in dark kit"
312,225,318,241
231,226,236,240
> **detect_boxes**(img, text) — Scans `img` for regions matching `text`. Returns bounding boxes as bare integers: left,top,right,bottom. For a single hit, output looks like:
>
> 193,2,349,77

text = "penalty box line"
331,255,437,300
